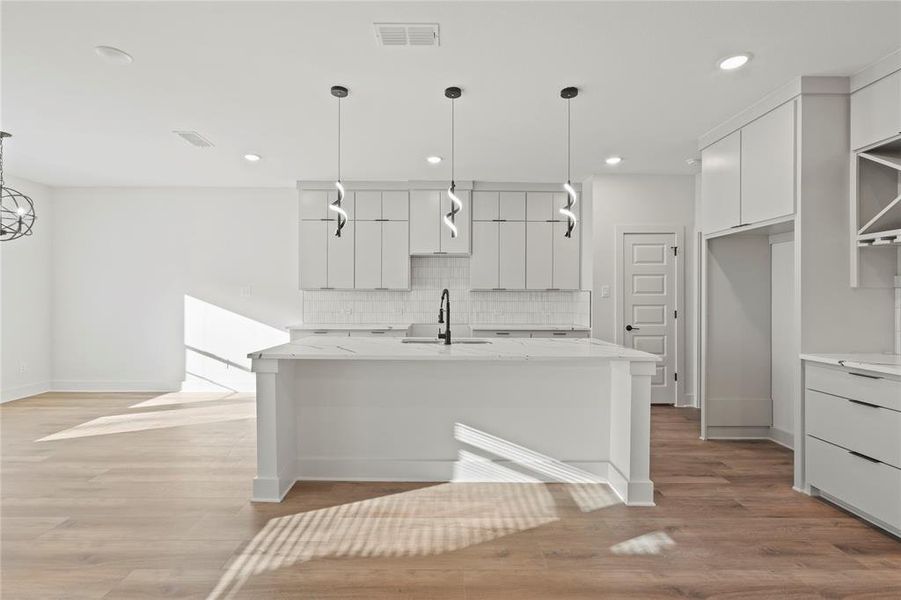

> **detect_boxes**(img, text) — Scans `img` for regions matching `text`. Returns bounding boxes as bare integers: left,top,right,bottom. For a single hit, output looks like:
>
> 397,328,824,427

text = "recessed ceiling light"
426,155,442,164
686,158,701,166
718,53,751,71
605,156,622,165
244,154,261,162
94,45,133,65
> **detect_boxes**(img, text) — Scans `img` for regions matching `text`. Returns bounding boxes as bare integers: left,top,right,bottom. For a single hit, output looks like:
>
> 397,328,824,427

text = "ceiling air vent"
374,23,439,47
173,130,214,148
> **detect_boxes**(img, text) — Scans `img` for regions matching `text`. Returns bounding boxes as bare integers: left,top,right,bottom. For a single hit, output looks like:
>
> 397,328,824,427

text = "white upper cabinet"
354,191,382,220
701,131,742,233
409,190,441,254
327,222,355,289
740,101,796,225
472,191,499,221
470,221,500,289
553,221,580,290
381,221,410,289
301,190,354,221
526,221,553,289
355,190,408,221
851,70,901,151
499,221,526,289
526,192,554,221
354,221,382,289
382,191,409,220
499,192,526,220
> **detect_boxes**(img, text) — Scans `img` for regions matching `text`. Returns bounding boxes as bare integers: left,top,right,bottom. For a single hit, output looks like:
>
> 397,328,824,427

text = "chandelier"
0,132,36,241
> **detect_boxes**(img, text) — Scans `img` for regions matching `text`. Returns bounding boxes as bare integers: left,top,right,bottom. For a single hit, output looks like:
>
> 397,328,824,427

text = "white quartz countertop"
801,353,901,377
286,323,411,331
249,336,658,362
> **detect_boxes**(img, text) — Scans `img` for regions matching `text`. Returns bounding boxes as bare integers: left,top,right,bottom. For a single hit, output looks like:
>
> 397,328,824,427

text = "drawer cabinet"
529,330,590,339
806,363,901,411
806,435,901,533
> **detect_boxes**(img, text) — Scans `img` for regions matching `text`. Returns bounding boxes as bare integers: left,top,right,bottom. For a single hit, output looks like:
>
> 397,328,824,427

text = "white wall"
50,187,297,392
590,174,697,405
1,176,53,402
770,237,796,446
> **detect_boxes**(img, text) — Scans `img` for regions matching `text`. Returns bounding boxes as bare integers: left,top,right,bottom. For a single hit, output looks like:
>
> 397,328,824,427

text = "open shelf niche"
852,135,901,286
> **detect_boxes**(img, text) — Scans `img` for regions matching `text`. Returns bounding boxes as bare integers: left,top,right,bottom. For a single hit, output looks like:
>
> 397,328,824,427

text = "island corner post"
249,342,656,507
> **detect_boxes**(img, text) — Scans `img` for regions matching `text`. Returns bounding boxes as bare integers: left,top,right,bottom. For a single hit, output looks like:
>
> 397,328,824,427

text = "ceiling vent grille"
173,130,214,148
374,23,439,47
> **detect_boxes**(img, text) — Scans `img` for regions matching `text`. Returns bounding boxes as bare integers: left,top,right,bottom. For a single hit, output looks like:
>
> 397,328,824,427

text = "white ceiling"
2,1,900,187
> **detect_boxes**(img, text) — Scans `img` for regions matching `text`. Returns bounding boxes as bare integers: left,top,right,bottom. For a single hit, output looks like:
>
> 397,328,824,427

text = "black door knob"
626,325,640,331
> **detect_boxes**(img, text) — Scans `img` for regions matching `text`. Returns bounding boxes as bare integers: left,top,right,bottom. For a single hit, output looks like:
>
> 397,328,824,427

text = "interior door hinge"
674,372,678,382
672,246,678,257
674,309,678,319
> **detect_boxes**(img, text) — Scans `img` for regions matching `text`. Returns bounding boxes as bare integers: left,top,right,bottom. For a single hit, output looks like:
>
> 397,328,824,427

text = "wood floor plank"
2,395,899,599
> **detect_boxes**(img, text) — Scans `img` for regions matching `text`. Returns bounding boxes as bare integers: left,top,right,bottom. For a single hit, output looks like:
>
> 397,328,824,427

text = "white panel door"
701,131,741,233
300,190,329,220
472,191,498,221
354,191,382,221
382,191,409,220
623,232,676,404
410,190,440,254
741,101,795,225
354,221,382,289
526,192,553,221
440,190,470,254
526,221,553,289
299,220,327,290
327,221,355,289
499,221,526,289
499,191,526,220
471,221,499,289
381,221,410,289
552,221,580,290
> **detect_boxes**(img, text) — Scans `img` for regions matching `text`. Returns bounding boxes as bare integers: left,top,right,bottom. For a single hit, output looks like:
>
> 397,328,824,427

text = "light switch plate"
600,285,610,298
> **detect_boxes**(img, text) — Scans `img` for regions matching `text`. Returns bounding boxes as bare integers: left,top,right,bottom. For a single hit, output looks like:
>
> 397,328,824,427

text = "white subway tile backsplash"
303,256,590,326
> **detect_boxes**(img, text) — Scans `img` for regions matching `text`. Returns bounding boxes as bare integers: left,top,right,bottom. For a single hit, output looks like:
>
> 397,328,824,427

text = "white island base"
249,337,658,506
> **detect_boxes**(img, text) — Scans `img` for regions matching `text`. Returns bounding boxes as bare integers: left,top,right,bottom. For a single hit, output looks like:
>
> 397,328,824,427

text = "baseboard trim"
705,425,773,439
50,380,181,393
677,393,697,408
768,427,794,450
1,382,51,404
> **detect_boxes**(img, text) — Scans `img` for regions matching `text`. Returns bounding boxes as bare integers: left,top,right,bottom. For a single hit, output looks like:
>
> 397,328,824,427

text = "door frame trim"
615,224,684,406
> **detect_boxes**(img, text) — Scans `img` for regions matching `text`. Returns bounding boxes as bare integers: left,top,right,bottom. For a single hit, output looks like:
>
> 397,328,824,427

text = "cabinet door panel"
851,70,901,151
354,221,382,289
410,191,440,254
472,191,499,221
382,191,409,220
526,221,553,289
701,131,741,233
526,192,553,221
553,221,580,290
381,221,410,289
327,221,355,289
354,191,382,221
300,221,327,289
300,190,329,220
326,190,354,221
552,192,570,222
499,221,526,289
499,191,526,220
440,190,471,254
741,101,795,224
471,221,499,289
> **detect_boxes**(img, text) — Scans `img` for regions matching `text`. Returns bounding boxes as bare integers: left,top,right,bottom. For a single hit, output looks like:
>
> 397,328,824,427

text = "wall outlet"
600,285,610,298
240,285,253,298
17,362,27,375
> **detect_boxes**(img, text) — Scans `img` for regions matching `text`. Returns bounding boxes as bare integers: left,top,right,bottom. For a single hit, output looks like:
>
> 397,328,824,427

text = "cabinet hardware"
375,287,388,290
546,288,560,291
848,372,882,380
552,332,566,336
375,218,389,222
848,399,881,409
313,331,329,334
849,450,880,464
730,223,748,229
319,287,334,290
495,331,510,336
434,251,447,255
370,331,386,334
492,288,507,291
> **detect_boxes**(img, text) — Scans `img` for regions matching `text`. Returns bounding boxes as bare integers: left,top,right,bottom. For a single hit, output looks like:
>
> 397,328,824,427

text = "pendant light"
0,132,36,241
330,85,349,237
560,86,578,238
444,86,462,238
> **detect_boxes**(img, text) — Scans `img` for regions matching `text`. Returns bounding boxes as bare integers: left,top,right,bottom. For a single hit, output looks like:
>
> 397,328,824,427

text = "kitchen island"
248,336,659,505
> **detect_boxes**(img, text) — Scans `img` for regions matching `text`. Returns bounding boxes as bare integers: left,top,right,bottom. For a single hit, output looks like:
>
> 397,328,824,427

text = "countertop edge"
801,353,901,377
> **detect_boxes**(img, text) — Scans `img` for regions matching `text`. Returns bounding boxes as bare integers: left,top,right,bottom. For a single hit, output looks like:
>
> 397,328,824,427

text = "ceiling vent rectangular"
374,23,439,47
173,130,214,148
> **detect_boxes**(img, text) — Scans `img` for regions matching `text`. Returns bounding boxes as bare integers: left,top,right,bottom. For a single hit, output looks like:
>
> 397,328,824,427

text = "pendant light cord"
451,98,455,183
0,136,5,189
337,96,341,181
566,98,571,183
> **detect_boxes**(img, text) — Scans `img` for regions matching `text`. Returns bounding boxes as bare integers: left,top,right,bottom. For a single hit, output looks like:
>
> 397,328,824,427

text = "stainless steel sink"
402,338,490,344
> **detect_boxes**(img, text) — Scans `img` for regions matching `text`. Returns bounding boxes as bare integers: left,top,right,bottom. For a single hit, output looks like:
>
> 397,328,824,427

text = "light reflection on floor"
610,531,676,555
36,398,254,442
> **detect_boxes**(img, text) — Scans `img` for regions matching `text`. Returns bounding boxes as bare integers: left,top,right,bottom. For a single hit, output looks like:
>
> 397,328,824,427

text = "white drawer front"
292,330,351,340
806,363,901,412
807,435,901,530
471,330,531,339
353,329,407,337
530,330,590,339
806,389,901,469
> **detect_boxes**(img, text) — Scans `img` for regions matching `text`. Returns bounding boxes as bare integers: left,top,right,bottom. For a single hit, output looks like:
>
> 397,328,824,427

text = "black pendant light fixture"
444,86,462,238
330,85,349,237
0,132,36,241
560,86,578,238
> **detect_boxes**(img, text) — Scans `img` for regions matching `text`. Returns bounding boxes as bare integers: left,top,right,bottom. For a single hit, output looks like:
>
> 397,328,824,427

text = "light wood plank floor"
2,392,899,599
